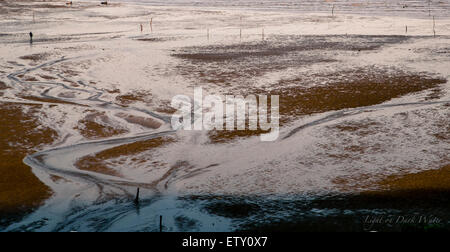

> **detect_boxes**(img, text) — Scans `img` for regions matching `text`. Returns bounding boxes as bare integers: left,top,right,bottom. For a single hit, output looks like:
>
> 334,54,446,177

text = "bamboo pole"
239,16,242,41
134,188,140,205
150,18,153,32
429,0,431,17
433,16,436,37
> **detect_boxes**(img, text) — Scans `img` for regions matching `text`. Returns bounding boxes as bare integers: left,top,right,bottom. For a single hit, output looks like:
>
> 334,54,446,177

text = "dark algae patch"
0,102,57,228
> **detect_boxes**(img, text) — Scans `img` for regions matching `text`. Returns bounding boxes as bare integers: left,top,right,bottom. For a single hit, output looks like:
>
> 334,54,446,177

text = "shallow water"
1,1,449,232
118,0,450,19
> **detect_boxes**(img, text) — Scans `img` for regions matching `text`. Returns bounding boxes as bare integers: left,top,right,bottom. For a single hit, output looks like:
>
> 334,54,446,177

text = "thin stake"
134,187,140,205
160,215,163,232
150,18,153,32
433,16,436,37
405,25,408,34
332,4,335,17
239,16,243,41
429,0,431,17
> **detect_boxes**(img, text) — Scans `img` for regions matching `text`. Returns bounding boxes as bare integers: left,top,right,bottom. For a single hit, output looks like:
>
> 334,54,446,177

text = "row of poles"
29,6,440,41
207,28,265,41
201,22,438,41
405,15,437,37
137,16,266,41
134,188,164,232
140,18,153,33
138,7,439,40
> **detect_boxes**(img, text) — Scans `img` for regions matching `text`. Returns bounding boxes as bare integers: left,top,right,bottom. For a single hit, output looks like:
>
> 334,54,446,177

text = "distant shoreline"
4,0,450,19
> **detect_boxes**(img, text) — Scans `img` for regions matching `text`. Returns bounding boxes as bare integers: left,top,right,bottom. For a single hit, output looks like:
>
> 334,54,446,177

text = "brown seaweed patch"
209,68,445,143
115,112,162,129
274,70,446,123
209,128,271,144
431,116,450,141
42,64,82,78
49,174,70,183
0,102,57,215
330,120,382,137
38,74,57,80
75,156,122,177
116,91,152,106
176,54,334,88
23,76,38,82
174,35,407,61
136,37,167,42
76,111,128,140
332,163,450,193
75,136,174,177
155,100,177,114
425,87,446,101
0,80,9,90
372,165,450,192
106,88,121,94
19,53,50,62
19,95,83,106
61,67,81,78
174,35,409,87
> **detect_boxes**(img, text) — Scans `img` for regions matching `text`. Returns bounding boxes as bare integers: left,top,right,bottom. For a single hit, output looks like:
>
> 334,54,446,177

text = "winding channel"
3,55,449,231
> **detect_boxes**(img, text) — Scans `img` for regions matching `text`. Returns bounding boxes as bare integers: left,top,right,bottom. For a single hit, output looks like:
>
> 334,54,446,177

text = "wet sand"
208,66,446,143
75,136,174,177
76,111,129,140
0,1,448,231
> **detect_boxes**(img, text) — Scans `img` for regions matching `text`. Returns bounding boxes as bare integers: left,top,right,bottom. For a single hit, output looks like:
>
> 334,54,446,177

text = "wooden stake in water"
33,11,35,23
140,24,143,33
239,16,242,41
332,4,335,17
429,0,431,17
433,16,436,37
150,18,153,32
134,188,140,205
405,25,408,34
